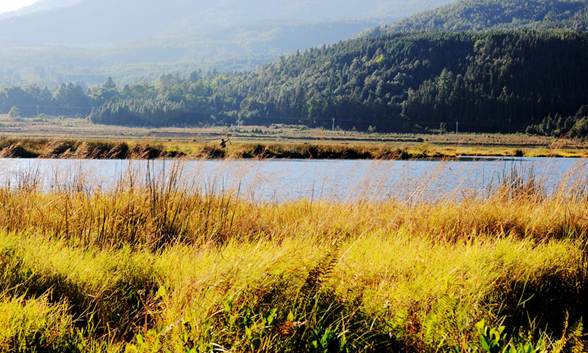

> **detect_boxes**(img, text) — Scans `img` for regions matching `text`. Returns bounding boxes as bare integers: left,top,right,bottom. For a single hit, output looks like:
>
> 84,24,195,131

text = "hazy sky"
0,0,38,14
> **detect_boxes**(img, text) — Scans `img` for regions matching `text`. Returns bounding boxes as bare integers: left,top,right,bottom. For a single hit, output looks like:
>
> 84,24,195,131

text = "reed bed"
2,136,587,160
0,162,587,352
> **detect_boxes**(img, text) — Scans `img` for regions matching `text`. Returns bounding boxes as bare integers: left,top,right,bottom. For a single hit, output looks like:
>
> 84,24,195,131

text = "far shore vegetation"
1,115,588,160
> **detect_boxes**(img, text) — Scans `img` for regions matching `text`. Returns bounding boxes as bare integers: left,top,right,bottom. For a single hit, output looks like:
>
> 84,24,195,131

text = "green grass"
0,163,587,351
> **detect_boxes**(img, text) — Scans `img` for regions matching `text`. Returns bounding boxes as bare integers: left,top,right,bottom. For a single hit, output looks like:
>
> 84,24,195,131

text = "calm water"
0,157,586,201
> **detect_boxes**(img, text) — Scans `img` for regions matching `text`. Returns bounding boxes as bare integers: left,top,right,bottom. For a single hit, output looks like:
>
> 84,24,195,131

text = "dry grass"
2,115,588,159
0,161,586,351
1,135,587,161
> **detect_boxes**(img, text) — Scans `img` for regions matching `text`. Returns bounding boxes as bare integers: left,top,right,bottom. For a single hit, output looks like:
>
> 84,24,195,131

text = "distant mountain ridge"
0,0,456,47
0,0,82,20
3,0,587,87
0,0,458,86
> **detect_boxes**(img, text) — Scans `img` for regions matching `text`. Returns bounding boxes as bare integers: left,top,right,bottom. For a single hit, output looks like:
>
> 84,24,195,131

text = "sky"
0,0,38,14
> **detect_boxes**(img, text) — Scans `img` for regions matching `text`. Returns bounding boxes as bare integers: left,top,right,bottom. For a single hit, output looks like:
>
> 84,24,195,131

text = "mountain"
386,0,588,31
0,0,457,86
0,0,83,20
0,0,458,46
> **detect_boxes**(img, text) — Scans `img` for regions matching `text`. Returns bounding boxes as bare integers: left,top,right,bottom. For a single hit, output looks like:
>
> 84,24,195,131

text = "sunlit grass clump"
0,163,587,351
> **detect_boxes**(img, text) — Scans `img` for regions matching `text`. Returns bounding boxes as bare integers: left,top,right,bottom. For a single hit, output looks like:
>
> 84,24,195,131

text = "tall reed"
0,160,587,351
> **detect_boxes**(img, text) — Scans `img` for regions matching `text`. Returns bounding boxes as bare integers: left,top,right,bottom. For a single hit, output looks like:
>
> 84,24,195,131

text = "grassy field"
0,163,587,352
1,115,588,159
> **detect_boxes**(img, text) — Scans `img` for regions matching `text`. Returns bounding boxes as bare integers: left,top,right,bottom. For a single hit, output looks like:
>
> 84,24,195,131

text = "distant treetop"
383,0,588,32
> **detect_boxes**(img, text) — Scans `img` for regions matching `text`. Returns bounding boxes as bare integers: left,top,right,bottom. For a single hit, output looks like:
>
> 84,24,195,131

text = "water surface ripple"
0,157,585,202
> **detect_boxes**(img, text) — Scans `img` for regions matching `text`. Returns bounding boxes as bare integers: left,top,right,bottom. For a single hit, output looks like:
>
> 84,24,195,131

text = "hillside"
386,0,588,31
91,30,588,133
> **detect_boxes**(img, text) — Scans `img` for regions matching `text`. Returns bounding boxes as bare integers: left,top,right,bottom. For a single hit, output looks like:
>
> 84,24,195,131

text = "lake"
0,157,586,202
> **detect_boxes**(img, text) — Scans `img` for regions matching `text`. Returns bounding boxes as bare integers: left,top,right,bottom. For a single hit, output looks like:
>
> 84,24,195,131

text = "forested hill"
5,30,587,134
201,30,588,133
383,0,588,32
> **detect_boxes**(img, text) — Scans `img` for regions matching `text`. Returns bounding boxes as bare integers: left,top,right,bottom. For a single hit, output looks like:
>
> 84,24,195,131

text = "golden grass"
2,121,588,159
0,162,586,351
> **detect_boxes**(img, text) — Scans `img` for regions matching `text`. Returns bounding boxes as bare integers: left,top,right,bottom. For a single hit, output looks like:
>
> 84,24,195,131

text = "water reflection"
0,157,586,202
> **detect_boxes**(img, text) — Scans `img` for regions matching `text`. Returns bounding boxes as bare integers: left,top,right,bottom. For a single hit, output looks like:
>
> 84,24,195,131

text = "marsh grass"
0,161,587,351
0,293,74,351
2,135,587,161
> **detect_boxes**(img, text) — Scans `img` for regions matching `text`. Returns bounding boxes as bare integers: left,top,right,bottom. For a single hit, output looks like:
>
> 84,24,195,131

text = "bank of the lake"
0,137,587,160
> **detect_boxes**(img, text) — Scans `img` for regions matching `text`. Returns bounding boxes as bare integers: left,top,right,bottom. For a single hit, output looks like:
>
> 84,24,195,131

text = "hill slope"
184,30,588,133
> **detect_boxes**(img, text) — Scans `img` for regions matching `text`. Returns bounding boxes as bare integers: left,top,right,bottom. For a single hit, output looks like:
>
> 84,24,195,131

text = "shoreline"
0,137,586,160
